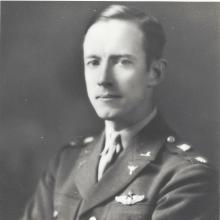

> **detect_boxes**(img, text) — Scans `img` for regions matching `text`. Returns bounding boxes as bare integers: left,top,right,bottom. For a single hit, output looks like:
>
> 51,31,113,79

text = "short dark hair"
84,4,166,67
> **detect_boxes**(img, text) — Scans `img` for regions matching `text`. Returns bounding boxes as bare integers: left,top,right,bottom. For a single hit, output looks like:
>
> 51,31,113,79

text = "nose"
97,61,113,87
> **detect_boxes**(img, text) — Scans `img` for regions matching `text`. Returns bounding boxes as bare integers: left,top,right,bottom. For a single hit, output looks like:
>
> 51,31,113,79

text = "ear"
147,59,167,87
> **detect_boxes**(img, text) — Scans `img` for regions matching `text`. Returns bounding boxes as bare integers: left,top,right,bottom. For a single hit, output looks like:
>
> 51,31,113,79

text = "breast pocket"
106,201,154,220
53,193,81,220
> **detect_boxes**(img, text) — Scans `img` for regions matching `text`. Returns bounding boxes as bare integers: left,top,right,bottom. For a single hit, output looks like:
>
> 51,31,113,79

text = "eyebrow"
84,55,100,59
111,54,136,60
84,54,136,60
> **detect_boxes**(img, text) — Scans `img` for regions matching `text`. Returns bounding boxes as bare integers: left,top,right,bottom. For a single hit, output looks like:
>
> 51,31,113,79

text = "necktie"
98,134,122,181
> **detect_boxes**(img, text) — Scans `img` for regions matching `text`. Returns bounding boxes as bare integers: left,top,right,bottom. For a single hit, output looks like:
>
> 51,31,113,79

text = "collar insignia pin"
195,156,207,163
128,165,138,175
140,151,151,157
83,136,94,144
177,144,191,152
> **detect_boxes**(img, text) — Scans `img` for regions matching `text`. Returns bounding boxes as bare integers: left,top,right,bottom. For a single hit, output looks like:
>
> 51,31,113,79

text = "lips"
96,93,121,99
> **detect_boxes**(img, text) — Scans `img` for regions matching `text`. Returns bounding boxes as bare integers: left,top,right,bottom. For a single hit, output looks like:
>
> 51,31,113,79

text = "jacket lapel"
79,114,175,216
74,132,104,198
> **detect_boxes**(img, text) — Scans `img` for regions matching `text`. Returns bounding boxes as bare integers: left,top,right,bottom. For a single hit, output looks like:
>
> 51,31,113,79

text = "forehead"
83,19,144,56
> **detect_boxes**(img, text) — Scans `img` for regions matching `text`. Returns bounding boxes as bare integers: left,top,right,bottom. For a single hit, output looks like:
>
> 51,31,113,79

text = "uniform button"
89,216,97,220
53,210,58,218
167,136,175,143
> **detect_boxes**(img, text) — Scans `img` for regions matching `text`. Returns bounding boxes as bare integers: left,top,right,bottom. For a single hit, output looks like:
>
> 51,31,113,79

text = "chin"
95,109,122,121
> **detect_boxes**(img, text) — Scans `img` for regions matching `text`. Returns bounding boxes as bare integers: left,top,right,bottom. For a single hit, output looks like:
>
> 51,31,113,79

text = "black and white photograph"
1,2,219,220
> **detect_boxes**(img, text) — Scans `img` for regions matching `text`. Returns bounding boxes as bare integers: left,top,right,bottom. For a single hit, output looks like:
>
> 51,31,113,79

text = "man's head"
84,5,166,69
83,5,167,127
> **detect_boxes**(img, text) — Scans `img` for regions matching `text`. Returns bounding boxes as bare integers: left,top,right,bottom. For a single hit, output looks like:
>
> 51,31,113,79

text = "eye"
86,59,100,67
118,58,133,66
120,59,132,65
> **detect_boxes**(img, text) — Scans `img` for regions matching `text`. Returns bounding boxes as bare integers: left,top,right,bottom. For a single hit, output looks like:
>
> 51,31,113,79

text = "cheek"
118,73,148,97
85,74,96,92
130,84,147,101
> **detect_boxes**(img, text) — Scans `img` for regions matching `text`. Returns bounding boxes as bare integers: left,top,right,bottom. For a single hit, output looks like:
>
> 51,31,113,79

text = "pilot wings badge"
115,191,145,205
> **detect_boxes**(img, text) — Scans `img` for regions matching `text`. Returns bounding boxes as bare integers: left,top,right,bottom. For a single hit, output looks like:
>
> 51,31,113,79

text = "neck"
105,103,155,132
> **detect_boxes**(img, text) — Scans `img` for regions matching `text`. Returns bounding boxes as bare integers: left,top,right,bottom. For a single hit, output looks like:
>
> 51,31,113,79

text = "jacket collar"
74,114,175,216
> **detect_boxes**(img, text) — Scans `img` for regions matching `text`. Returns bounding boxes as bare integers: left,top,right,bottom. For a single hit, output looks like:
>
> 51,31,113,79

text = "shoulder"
160,134,218,180
152,135,218,202
154,135,219,219
47,135,96,174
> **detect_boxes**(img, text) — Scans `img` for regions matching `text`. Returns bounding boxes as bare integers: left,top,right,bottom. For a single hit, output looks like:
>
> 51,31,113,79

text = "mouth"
96,94,121,99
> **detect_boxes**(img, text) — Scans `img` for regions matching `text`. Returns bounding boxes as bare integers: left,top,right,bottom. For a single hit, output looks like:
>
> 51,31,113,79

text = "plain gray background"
1,2,220,220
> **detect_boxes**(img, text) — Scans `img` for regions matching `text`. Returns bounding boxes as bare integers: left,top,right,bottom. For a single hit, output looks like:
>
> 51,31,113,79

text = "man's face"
83,20,155,125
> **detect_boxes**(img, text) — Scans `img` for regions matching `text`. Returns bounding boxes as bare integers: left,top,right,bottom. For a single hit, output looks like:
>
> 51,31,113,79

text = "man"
21,5,218,220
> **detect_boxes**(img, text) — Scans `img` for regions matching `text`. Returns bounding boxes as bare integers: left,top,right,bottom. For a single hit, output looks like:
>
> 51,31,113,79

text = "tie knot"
112,133,121,145
102,134,122,156
114,134,121,153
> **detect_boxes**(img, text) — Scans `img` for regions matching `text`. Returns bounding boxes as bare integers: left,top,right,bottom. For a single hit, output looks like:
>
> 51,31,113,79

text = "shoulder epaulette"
165,135,209,166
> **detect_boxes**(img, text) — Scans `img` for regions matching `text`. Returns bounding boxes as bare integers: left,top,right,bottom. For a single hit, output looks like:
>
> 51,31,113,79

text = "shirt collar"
105,108,157,149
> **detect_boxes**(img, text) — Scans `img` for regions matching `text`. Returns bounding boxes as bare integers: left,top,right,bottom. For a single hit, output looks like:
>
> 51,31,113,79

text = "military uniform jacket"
21,115,219,220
